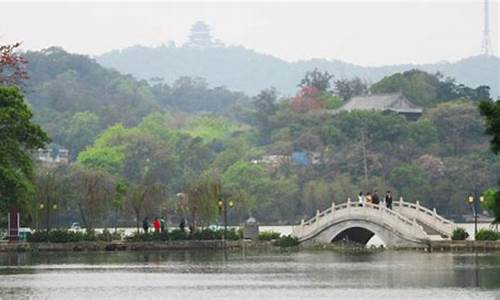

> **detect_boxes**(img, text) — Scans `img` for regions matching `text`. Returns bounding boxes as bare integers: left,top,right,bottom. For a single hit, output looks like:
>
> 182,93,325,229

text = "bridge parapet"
293,200,429,243
393,199,457,237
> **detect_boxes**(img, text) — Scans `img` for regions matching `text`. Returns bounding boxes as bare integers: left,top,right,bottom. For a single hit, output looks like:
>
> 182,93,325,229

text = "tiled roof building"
339,93,423,120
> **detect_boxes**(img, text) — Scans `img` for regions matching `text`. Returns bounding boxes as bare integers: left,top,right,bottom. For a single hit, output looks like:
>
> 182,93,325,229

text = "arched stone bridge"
292,199,457,248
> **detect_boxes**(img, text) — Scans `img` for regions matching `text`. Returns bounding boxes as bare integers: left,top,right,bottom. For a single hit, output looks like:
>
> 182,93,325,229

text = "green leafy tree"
426,101,486,154
0,87,50,213
252,88,278,144
63,111,102,158
479,99,500,223
479,100,500,154
70,164,115,230
389,164,431,205
184,175,220,228
222,161,267,215
371,69,491,108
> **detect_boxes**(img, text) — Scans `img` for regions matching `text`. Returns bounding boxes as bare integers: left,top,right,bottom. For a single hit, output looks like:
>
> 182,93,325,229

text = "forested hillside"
98,44,500,98
8,47,498,228
24,48,248,158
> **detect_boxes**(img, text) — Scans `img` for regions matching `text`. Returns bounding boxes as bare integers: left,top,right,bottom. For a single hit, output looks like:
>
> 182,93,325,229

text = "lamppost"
52,204,58,229
468,193,484,239
217,197,234,238
38,203,44,230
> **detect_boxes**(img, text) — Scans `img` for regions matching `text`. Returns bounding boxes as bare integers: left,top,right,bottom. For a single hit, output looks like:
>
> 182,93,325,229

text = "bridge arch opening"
331,226,385,246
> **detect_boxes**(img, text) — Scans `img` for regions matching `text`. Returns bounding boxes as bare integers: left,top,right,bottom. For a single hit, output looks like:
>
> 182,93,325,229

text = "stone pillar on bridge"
315,210,320,228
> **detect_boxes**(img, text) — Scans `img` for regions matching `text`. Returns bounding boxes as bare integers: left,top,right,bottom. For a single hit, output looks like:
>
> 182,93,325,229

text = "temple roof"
339,93,423,114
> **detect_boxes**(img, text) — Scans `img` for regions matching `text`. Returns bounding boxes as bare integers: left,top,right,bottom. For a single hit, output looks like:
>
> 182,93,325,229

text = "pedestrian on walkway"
153,217,161,232
142,217,149,233
160,216,166,232
385,190,393,210
179,218,186,232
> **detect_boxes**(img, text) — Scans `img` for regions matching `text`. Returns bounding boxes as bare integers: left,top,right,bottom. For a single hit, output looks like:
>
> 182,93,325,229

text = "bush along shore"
0,229,299,252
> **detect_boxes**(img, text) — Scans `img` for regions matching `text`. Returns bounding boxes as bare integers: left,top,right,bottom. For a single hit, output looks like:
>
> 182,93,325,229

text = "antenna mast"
481,0,491,55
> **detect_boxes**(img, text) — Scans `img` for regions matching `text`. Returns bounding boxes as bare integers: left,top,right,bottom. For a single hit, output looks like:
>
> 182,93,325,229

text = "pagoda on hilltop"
184,21,224,48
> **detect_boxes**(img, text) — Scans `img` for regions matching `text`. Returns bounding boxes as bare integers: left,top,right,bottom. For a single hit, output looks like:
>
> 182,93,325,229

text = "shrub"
451,228,468,240
28,230,84,243
188,228,240,240
191,228,223,240
224,228,241,241
28,231,48,243
125,231,169,242
83,229,97,241
276,235,300,248
169,229,188,241
97,229,123,241
475,229,500,241
258,231,281,241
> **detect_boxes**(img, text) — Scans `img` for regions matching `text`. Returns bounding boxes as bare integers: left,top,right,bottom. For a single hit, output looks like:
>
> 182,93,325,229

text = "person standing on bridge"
365,192,372,207
358,192,365,206
385,191,393,210
372,190,380,207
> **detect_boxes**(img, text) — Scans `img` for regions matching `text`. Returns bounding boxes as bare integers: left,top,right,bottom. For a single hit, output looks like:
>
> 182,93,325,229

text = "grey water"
0,250,499,299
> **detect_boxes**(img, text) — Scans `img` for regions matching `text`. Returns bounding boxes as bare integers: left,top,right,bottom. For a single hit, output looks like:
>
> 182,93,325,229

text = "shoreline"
0,240,275,253
1,240,500,253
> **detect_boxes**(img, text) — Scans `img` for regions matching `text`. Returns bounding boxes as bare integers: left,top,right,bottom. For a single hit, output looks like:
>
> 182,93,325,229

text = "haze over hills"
97,44,500,99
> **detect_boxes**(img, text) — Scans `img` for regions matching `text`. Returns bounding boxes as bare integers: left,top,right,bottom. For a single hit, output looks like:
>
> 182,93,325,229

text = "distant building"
184,21,224,48
338,93,423,120
251,155,291,172
36,148,69,165
291,151,323,166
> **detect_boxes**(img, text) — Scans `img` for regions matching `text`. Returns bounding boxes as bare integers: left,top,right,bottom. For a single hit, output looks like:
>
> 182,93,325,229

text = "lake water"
0,250,499,299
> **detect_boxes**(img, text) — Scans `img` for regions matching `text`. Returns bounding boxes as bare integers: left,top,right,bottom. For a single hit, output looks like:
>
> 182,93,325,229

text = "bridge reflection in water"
292,199,457,248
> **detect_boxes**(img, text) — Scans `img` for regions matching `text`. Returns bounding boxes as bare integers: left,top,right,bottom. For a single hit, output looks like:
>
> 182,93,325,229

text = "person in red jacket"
153,218,161,232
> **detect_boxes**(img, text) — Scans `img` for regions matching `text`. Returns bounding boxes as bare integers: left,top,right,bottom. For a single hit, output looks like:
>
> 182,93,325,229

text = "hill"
97,45,500,98
23,47,248,157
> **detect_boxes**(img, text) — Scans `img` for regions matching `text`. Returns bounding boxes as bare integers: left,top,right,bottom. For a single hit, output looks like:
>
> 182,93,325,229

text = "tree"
222,161,267,215
426,101,486,154
333,77,368,101
289,86,327,113
63,111,102,158
0,43,28,87
122,134,174,230
184,175,220,228
0,87,50,214
71,165,115,230
479,99,500,224
252,88,278,144
479,100,500,154
389,164,431,205
371,69,491,108
298,68,333,92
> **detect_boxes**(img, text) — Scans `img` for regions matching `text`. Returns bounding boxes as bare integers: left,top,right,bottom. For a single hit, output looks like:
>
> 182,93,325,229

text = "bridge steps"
393,200,457,238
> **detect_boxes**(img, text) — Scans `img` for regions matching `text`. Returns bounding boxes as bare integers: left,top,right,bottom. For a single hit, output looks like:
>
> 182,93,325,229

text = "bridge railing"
294,200,428,241
393,199,456,236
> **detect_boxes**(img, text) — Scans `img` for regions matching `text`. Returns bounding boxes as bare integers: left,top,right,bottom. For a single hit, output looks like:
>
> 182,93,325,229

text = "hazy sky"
1,0,498,66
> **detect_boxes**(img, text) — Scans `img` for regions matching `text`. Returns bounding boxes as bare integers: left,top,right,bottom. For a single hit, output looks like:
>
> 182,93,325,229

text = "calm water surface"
0,250,500,299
